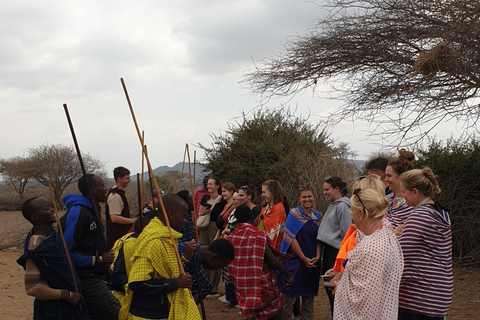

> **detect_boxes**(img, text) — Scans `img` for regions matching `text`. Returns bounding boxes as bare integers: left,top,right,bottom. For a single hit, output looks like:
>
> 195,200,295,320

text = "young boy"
17,197,88,320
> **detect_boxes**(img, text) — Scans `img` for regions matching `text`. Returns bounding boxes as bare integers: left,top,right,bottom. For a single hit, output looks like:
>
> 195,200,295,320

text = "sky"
0,0,461,177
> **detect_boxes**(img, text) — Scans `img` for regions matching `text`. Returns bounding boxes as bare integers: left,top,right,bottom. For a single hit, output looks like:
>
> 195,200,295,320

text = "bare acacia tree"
28,144,105,207
245,0,480,145
0,156,35,198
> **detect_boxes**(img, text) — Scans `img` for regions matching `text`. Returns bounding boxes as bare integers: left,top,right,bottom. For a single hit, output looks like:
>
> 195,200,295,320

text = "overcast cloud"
1,0,458,178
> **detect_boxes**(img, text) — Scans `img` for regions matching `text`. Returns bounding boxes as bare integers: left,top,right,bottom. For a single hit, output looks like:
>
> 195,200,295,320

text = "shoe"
218,296,228,303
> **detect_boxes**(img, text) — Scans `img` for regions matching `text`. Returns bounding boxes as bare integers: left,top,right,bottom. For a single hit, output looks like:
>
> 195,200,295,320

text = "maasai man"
177,189,196,245
179,238,235,304
106,166,136,249
61,174,120,320
17,197,88,320
229,205,294,320
120,193,201,320
109,217,151,303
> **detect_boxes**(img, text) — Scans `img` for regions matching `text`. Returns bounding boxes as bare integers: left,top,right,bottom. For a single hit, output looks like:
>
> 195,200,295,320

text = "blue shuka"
17,228,89,320
278,206,322,297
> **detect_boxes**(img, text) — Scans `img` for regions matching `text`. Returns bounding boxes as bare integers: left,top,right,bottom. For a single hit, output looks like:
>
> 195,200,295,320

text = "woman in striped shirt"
398,167,453,320
385,149,415,234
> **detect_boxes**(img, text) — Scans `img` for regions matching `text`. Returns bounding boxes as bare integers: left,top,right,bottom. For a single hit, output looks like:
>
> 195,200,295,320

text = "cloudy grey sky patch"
2,0,455,178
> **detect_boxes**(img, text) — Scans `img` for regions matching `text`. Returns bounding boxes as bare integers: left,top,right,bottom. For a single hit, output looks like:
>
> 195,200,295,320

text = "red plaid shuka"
228,223,283,320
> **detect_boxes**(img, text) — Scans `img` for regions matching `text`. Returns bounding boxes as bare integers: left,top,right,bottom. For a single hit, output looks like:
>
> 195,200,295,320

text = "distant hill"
351,159,366,172
108,162,208,184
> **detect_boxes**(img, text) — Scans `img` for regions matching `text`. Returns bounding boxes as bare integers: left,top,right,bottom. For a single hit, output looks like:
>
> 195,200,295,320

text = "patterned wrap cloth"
110,232,137,303
119,218,200,320
333,219,404,320
228,223,289,320
257,202,286,251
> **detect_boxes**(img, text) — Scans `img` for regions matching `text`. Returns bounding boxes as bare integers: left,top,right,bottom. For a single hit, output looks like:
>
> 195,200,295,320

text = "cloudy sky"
0,0,457,177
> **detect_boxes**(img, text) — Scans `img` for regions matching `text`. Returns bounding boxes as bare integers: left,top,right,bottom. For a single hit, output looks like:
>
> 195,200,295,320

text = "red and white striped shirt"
386,193,413,228
398,203,453,317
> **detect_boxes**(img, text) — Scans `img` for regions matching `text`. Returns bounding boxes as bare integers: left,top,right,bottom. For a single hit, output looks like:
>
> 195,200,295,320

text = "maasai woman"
256,180,287,251
277,187,322,320
333,188,403,320
398,167,452,320
316,176,351,315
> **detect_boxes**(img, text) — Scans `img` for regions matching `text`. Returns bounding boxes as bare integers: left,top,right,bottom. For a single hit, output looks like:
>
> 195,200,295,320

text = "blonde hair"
350,188,388,220
400,167,441,198
352,176,385,195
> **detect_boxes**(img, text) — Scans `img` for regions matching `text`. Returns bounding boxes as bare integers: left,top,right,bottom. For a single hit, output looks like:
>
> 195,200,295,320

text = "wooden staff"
144,145,156,211
177,145,187,192
136,173,142,217
193,150,196,187
63,103,107,249
120,78,184,272
249,284,288,320
186,144,199,242
47,180,79,294
141,131,145,212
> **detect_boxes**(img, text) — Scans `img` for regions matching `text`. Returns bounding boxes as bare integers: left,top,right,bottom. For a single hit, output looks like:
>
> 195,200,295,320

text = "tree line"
0,144,104,206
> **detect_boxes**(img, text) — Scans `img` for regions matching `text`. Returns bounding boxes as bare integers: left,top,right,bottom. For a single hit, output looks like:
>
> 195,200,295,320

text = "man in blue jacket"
61,174,120,320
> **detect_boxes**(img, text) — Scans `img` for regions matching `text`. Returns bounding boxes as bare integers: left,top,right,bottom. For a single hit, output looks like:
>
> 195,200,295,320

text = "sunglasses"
356,174,380,181
353,188,367,214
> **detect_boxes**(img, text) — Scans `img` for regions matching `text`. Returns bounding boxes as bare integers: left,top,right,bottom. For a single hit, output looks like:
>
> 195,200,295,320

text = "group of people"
17,152,453,320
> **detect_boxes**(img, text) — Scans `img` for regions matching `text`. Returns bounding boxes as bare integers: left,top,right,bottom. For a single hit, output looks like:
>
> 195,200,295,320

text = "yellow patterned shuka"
119,217,200,320
110,232,137,303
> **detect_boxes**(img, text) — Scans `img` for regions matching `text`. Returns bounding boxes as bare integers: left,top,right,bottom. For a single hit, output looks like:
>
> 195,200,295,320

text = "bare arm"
110,215,136,224
264,245,294,287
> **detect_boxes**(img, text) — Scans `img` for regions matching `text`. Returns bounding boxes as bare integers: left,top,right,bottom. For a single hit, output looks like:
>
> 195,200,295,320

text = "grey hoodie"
316,196,351,249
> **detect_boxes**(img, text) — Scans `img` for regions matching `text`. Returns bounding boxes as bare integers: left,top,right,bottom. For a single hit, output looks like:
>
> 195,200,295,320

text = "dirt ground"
1,210,479,320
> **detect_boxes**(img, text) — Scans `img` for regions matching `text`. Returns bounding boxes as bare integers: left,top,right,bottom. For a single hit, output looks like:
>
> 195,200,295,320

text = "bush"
200,108,357,211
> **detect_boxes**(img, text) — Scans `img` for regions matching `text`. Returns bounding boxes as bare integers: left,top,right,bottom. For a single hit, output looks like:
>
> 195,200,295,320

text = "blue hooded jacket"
61,193,108,277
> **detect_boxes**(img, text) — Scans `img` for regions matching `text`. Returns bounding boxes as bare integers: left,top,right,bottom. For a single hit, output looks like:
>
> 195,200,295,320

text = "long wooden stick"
249,284,288,320
141,131,145,211
136,173,142,217
48,180,79,294
120,78,184,273
63,104,107,250
177,145,187,192
145,145,156,210
193,255,207,320
186,144,199,242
